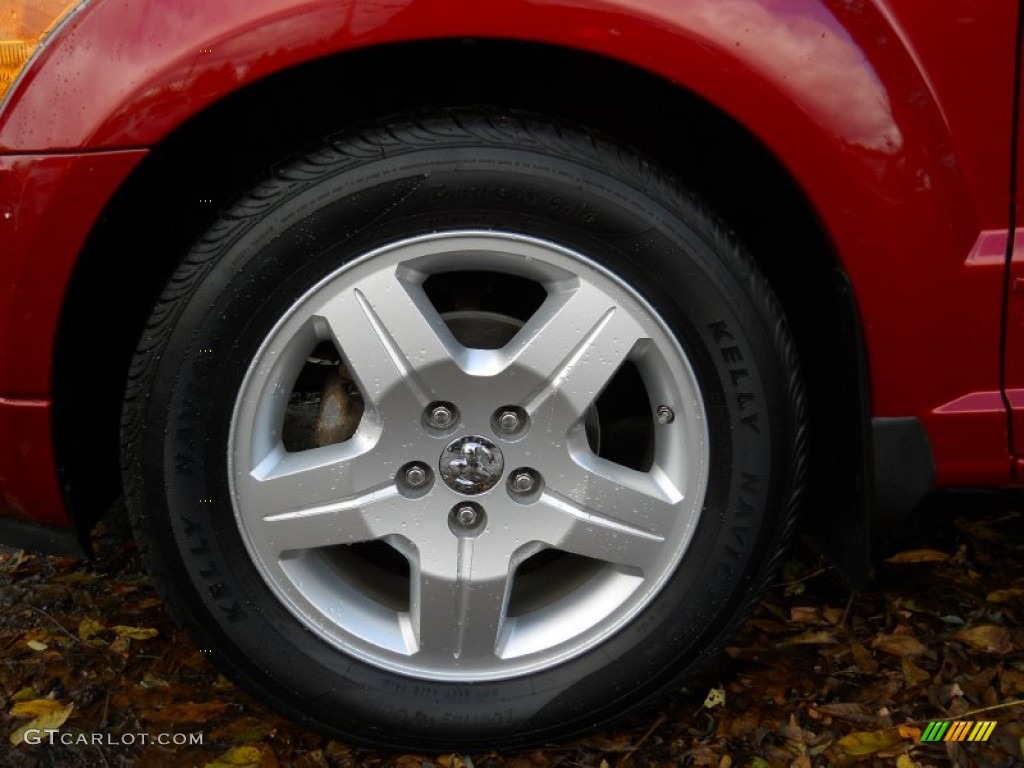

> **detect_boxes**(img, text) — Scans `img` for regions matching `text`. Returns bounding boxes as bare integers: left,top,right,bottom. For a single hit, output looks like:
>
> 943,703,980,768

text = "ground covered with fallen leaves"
1,498,1022,768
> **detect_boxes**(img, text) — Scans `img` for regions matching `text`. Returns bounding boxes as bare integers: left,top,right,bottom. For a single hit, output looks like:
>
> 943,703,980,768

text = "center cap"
439,435,504,495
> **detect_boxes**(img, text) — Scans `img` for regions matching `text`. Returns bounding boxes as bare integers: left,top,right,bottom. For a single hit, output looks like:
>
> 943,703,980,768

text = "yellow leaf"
953,624,1012,653
205,745,265,768
872,634,927,657
885,549,949,564
78,617,104,641
8,700,73,746
896,755,918,768
112,625,158,640
780,630,836,646
11,699,65,719
837,729,901,756
704,687,726,709
209,717,273,745
987,589,1024,603
9,688,36,703
25,640,47,652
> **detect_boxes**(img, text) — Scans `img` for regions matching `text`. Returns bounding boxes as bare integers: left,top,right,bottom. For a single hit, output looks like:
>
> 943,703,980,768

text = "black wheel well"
53,38,868,568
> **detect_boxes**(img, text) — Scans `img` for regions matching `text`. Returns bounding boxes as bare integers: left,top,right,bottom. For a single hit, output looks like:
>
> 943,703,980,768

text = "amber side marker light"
0,0,82,102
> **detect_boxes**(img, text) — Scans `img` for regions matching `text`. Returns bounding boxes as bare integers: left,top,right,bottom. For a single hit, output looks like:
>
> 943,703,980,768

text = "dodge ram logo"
439,435,504,495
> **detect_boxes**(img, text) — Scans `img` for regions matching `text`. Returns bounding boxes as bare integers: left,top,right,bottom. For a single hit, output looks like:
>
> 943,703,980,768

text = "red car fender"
0,0,1017,486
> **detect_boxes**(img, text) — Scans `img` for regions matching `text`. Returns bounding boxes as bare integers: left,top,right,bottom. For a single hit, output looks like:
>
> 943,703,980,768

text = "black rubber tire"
121,111,807,750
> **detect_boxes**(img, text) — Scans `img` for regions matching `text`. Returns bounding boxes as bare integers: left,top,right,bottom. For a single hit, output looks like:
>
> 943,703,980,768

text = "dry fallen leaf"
112,625,159,640
952,624,1013,653
25,639,47,652
851,642,879,674
144,701,231,723
872,634,927,657
205,745,276,768
897,724,922,740
811,702,886,728
822,606,845,625
837,729,902,756
885,549,949,564
999,667,1024,695
900,657,930,686
78,617,104,640
779,630,836,646
986,588,1024,603
790,606,820,623
704,687,726,709
209,717,274,745
8,699,73,746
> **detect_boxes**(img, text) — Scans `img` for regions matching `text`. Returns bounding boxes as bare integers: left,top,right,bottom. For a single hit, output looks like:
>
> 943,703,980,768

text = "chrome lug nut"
511,471,535,493
492,405,528,438
449,502,485,534
456,505,479,527
656,405,675,424
404,465,427,487
427,403,456,429
398,462,432,497
497,410,520,433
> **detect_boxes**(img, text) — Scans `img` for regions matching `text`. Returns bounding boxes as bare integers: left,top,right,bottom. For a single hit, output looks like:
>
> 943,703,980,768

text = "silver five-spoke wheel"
230,232,709,680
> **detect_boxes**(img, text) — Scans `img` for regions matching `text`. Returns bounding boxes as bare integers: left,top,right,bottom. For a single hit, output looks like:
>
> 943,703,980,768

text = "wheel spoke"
503,282,647,426
235,442,399,555
536,458,685,570
411,534,514,661
313,267,463,407
259,489,402,555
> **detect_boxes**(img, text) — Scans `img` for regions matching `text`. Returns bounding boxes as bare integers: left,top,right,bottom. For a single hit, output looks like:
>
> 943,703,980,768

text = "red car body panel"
0,397,64,527
1009,69,1024,482
0,150,147,528
0,0,1020,532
